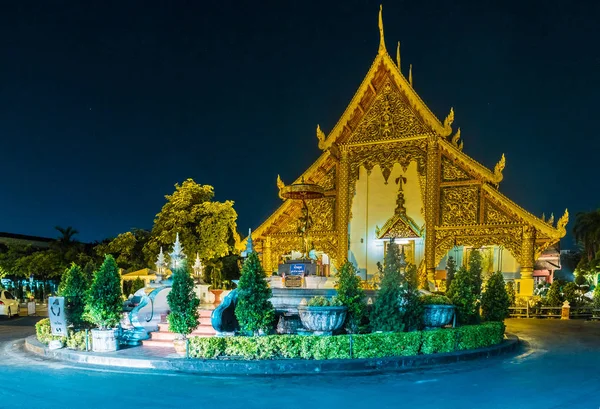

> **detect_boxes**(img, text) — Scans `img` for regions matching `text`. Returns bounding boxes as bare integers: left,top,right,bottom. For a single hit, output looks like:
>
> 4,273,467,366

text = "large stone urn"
91,328,119,352
422,305,455,329
297,305,347,335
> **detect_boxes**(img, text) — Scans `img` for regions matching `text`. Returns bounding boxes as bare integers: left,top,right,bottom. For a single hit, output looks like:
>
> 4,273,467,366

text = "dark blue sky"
0,0,598,247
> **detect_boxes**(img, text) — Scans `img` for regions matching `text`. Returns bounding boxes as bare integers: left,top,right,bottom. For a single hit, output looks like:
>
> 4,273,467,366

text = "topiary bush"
58,263,90,329
545,280,563,307
505,281,516,306
563,282,579,306
445,255,457,291
235,251,275,335
370,241,404,332
335,260,366,334
421,294,453,305
400,263,424,331
447,266,479,325
167,262,200,339
35,318,63,345
84,255,123,330
306,296,342,307
481,271,510,322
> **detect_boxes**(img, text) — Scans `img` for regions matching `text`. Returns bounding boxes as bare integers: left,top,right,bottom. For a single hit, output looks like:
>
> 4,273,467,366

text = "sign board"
284,275,303,288
289,264,306,275
48,297,67,337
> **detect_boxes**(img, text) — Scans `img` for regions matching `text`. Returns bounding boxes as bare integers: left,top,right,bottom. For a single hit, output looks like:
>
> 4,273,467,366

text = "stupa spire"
169,232,186,270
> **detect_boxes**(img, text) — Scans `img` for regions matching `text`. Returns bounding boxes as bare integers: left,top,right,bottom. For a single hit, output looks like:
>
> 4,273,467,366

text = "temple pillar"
424,136,441,285
263,236,272,274
518,226,536,297
336,147,350,265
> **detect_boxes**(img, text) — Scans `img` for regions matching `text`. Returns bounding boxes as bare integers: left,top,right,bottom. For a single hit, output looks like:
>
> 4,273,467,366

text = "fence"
508,306,600,319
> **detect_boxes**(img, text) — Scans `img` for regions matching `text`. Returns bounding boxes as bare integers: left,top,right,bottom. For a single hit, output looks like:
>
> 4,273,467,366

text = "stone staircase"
142,308,216,348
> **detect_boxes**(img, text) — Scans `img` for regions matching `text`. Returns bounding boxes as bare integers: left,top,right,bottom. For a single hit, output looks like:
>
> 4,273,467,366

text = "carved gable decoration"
440,186,480,226
376,213,422,239
441,157,471,183
266,198,335,235
484,200,518,225
346,79,430,145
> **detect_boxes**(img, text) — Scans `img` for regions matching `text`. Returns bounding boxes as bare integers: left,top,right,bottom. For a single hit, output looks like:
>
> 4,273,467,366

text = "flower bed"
188,322,505,360
35,318,92,351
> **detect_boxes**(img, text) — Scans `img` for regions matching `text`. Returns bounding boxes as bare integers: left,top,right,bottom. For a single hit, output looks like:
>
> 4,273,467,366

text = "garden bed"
188,322,505,360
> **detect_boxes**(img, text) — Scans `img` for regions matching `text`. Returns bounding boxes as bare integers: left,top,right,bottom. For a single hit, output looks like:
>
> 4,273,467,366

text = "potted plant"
166,262,200,355
298,296,347,335
84,255,123,352
420,294,455,329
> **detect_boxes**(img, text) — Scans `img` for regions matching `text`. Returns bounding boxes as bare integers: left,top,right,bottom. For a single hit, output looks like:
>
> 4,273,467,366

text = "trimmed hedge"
35,318,92,351
188,322,505,360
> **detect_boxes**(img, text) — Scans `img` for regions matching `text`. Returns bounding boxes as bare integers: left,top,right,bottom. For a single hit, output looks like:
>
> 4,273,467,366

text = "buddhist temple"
241,6,568,297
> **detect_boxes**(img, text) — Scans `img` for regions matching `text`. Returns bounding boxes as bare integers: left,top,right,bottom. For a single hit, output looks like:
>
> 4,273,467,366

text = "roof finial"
378,5,386,53
409,64,413,86
396,41,401,70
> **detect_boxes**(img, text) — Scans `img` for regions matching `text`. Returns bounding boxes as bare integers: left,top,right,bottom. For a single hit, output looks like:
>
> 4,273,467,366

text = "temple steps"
142,307,216,348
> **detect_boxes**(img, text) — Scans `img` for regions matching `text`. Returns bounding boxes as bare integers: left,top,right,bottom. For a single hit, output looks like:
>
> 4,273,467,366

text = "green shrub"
335,261,366,334
167,263,200,338
35,318,63,345
421,329,457,354
545,280,563,307
66,330,91,351
84,255,123,329
593,284,600,309
186,322,504,360
188,336,225,359
420,294,453,305
445,255,457,291
563,282,579,306
235,252,275,335
306,296,342,307
481,271,510,322
401,263,424,331
505,281,516,306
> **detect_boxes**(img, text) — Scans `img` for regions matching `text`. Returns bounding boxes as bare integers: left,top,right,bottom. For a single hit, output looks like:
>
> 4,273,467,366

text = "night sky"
1,0,598,247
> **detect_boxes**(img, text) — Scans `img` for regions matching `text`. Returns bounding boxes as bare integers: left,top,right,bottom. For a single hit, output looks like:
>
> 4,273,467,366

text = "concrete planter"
298,305,347,335
91,328,119,352
422,304,455,329
173,338,187,355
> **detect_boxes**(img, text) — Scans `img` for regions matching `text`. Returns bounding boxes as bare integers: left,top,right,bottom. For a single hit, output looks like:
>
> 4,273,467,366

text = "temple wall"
349,161,424,278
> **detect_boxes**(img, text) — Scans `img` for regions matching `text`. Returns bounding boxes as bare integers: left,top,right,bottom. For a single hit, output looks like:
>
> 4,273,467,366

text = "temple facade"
242,7,567,297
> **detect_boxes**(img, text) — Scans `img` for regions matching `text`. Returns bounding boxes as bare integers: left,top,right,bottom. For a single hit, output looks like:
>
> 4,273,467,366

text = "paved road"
1,318,599,409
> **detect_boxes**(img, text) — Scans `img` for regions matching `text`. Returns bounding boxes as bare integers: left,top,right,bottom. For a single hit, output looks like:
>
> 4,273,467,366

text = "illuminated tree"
167,262,200,338
335,261,365,333
481,271,509,322
58,263,89,328
85,255,123,329
370,241,404,332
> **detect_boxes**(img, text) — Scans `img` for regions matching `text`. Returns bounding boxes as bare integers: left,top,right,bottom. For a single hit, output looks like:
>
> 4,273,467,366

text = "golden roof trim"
481,183,568,239
439,138,503,184
318,10,452,150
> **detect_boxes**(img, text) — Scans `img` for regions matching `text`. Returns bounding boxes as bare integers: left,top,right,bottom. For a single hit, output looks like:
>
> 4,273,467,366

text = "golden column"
263,235,272,274
424,136,441,285
336,147,350,264
518,226,536,297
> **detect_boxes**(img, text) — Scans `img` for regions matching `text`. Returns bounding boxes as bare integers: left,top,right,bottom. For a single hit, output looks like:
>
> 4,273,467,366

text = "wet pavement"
1,318,599,409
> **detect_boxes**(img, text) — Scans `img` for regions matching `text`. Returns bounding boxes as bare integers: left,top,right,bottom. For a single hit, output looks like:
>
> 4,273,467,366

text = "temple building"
242,7,567,297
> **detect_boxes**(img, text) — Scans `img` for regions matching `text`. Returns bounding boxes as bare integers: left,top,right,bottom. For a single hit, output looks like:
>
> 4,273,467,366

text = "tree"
562,282,579,306
84,255,123,329
481,271,510,322
58,263,89,328
97,229,151,272
370,241,404,332
545,280,563,307
167,262,200,339
447,266,479,325
468,249,483,296
335,261,365,334
573,210,600,261
235,251,275,335
446,255,457,292
593,283,600,309
144,179,238,266
53,226,83,266
401,263,423,331
505,281,516,306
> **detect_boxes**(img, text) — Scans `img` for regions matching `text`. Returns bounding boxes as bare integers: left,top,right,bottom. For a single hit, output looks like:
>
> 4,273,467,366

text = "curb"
25,334,519,376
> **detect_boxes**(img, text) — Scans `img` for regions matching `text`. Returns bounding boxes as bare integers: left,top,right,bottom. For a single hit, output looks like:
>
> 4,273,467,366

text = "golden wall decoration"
267,232,338,273
347,80,431,145
441,157,471,182
484,200,517,225
434,225,523,267
424,137,441,279
440,186,480,226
